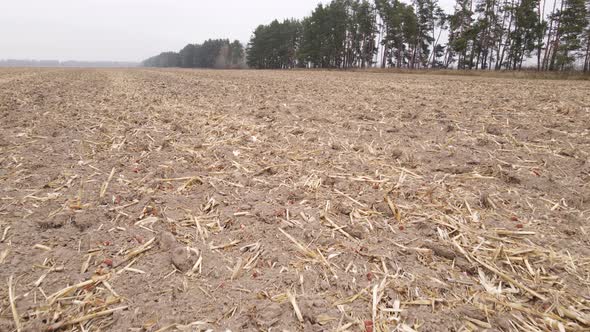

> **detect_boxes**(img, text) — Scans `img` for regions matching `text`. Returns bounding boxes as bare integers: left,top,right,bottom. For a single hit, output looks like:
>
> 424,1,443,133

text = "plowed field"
1,68,589,331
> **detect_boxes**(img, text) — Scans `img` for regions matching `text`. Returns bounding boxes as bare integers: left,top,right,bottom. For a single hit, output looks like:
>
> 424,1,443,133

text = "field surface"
0,68,589,331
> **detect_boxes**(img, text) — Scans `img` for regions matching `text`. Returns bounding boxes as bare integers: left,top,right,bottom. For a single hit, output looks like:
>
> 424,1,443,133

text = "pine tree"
299,5,329,67
550,0,588,70
179,44,197,68
430,6,448,68
246,20,302,69
413,0,438,68
505,0,543,69
473,0,500,69
448,0,474,69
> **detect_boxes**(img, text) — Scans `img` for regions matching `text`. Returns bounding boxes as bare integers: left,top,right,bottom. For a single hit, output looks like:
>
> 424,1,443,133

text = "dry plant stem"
45,306,128,331
385,195,402,222
8,275,22,332
99,167,116,198
322,215,357,241
287,291,304,323
47,274,111,304
114,237,155,268
472,255,547,301
279,228,316,259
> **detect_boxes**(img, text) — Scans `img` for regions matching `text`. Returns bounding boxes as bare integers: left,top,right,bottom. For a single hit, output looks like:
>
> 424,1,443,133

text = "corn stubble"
0,68,589,331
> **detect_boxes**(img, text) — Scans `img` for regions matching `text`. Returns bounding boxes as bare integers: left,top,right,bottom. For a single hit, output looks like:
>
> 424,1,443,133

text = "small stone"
348,224,365,239
240,204,252,211
158,231,177,250
170,246,197,272
257,303,284,327
391,149,403,159
336,203,352,216
486,126,502,136
36,214,68,230
374,202,390,215
323,176,336,186
71,213,95,231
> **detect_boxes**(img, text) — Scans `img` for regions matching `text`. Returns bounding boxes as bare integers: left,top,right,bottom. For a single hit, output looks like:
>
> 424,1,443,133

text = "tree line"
143,39,245,68
246,0,590,71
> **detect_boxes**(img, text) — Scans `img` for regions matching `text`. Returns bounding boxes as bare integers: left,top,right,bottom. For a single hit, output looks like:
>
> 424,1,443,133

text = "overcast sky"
0,0,455,62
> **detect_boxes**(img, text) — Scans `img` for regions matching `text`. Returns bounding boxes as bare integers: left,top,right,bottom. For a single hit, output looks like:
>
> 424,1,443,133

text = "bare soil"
0,68,589,331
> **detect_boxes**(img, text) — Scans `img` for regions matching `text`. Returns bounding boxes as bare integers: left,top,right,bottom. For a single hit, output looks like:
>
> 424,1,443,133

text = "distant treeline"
246,0,590,71
142,39,245,68
0,59,139,68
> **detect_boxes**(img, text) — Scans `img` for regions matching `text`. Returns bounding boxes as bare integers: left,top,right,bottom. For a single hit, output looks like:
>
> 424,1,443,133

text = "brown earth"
0,68,589,331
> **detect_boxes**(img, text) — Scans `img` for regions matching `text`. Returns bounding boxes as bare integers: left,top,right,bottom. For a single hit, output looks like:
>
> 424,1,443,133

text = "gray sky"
0,0,455,62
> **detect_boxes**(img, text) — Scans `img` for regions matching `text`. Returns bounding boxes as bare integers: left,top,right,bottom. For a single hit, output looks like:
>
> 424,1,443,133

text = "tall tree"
448,0,474,69
472,0,501,69
505,0,543,69
430,6,448,68
412,0,438,68
247,20,302,69
354,0,379,68
549,0,588,70
179,44,197,68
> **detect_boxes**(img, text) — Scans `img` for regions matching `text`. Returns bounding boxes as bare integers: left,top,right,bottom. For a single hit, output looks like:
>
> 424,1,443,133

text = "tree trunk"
398,42,404,67
542,0,557,70
429,22,437,68
431,27,444,68
536,0,542,70
499,1,514,70
377,19,385,68
548,0,564,71
584,32,590,73
411,40,418,69
479,0,494,69
585,36,590,72
486,0,497,70
381,22,388,68
382,42,388,68
475,43,482,69
495,0,510,69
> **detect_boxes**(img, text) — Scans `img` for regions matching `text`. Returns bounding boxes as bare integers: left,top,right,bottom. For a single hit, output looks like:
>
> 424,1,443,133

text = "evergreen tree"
229,40,245,68
448,0,474,69
412,0,437,68
376,0,413,67
246,20,302,69
505,0,543,69
430,6,448,68
472,0,500,69
179,44,197,68
549,0,588,69
353,0,378,68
